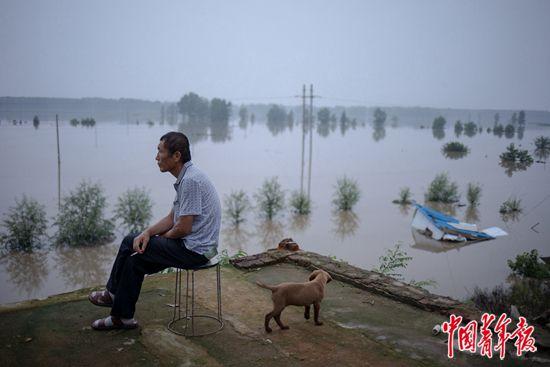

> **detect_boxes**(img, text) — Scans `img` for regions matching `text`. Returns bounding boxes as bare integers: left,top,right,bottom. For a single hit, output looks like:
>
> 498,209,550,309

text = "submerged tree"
1,196,48,252
254,177,285,220
54,181,115,246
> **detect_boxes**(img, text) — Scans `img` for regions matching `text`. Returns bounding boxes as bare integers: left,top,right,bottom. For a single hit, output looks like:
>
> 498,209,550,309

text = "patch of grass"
254,177,285,220
425,172,460,203
392,187,413,205
219,249,248,266
224,190,250,226
113,187,153,233
289,191,311,215
332,176,360,211
54,181,115,246
499,197,522,214
373,243,412,280
1,196,48,251
466,182,482,207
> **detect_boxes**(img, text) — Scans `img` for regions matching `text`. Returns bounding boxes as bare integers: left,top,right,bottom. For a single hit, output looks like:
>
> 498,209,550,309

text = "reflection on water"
500,211,521,223
332,210,359,240
432,127,445,140
442,150,469,160
289,213,311,232
397,203,412,216
372,125,386,142
0,250,48,297
255,220,284,249
425,202,457,217
411,231,482,253
499,160,532,177
53,244,117,289
464,206,480,223
221,225,252,253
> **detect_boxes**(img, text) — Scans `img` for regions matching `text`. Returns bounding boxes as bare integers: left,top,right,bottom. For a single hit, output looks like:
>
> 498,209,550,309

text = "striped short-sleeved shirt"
173,161,221,259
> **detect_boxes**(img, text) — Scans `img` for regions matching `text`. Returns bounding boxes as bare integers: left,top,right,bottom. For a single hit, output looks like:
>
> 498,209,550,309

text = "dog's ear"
309,270,320,281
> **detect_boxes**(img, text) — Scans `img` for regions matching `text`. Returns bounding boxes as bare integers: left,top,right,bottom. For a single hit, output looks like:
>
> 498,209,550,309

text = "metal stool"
167,256,223,337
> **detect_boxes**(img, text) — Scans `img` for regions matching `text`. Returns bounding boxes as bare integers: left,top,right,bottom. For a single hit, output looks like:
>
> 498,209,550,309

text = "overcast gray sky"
1,0,549,110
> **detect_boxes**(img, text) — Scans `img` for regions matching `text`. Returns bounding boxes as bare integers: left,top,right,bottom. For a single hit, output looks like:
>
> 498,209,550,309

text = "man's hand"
133,230,151,254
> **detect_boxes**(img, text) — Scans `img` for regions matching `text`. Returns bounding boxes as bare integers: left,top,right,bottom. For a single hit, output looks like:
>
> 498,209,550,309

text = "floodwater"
1,118,549,304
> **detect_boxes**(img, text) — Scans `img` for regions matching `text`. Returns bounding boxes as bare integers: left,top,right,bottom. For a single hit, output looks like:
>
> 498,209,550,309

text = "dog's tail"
256,280,277,292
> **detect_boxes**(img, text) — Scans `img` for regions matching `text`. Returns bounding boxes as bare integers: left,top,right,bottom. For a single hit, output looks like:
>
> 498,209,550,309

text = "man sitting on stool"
89,131,221,330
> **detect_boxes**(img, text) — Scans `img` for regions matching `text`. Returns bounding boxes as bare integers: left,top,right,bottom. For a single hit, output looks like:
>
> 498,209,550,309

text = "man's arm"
162,215,193,239
145,208,174,236
132,209,174,254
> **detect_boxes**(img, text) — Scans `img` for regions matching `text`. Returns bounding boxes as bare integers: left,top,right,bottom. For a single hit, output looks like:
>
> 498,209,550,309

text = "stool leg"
191,270,195,336
184,270,190,334
217,264,222,320
172,268,179,322
177,268,182,320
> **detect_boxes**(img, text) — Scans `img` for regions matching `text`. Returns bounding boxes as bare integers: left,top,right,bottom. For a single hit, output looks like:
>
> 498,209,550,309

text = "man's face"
156,140,179,172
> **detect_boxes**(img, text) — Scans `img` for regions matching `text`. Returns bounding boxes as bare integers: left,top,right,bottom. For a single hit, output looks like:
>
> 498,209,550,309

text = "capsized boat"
411,203,507,242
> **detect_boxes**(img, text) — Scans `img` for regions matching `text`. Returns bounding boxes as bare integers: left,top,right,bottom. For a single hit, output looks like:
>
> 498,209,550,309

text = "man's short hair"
160,132,191,163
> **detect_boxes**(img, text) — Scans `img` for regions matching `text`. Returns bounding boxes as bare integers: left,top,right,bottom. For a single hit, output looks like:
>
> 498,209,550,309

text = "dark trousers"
106,233,208,319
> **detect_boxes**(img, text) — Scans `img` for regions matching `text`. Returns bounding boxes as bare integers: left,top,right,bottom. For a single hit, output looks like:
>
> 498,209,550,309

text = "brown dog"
256,269,332,333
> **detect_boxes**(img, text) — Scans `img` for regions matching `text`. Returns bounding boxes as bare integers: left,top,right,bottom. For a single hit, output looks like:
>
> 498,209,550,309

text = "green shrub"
373,243,412,280
290,191,311,215
432,116,446,130
254,177,285,220
507,249,550,279
224,190,250,226
500,143,533,165
534,136,550,151
443,141,468,153
1,196,48,251
70,118,80,127
392,187,413,205
442,141,469,159
54,181,114,246
425,172,459,203
114,187,153,233
464,121,477,137
454,120,463,135
466,183,482,207
333,176,360,211
499,197,522,214
470,279,550,321
81,117,96,127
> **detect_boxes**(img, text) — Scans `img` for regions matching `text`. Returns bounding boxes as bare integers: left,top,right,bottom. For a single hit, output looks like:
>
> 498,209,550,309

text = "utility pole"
300,85,306,195
55,114,61,211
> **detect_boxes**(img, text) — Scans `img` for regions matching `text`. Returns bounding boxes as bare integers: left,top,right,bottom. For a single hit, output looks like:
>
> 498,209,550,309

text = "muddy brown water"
1,119,549,304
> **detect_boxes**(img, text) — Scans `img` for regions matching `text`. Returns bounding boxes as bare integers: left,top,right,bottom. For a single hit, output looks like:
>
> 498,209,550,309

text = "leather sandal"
88,290,113,307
